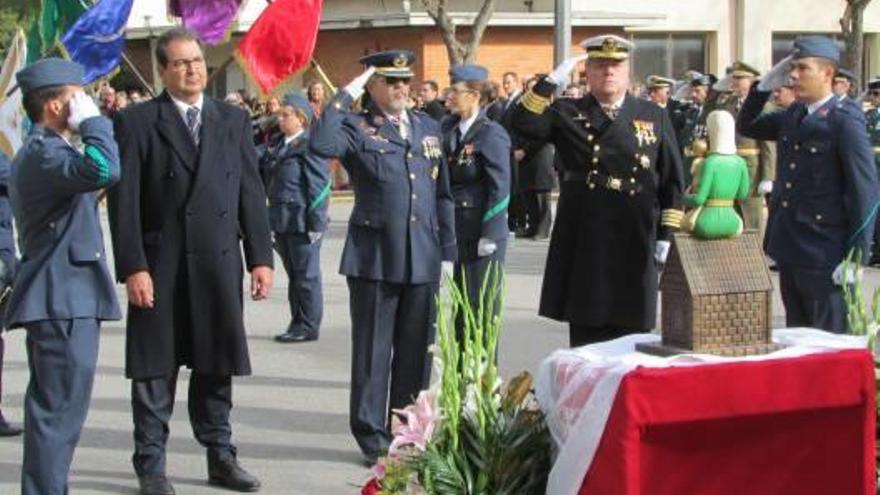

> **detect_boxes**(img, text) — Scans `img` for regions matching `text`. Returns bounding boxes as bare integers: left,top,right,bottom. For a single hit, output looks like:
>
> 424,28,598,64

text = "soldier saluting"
738,36,880,333
7,58,121,495
512,35,685,347
309,51,456,463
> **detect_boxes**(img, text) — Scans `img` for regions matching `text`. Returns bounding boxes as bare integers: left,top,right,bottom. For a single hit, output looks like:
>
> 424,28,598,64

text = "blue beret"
359,50,415,78
281,93,314,123
16,58,85,94
791,36,840,64
449,64,489,84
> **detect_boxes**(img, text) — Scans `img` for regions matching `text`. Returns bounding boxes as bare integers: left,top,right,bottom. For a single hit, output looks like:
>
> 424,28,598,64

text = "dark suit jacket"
422,100,447,122
108,92,273,379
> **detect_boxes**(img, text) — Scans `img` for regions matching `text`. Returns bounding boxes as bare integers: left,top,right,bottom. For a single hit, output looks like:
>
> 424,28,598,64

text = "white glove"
758,180,773,195
441,261,455,283
67,91,101,132
547,54,589,86
308,231,323,244
477,238,497,257
344,66,377,100
654,240,671,264
832,261,863,286
758,55,793,92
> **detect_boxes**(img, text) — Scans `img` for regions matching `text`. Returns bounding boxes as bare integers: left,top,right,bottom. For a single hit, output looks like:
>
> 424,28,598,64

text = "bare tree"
421,0,497,66
839,0,873,89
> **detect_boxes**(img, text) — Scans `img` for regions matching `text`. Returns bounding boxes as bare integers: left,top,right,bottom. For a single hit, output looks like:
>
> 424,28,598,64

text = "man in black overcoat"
108,28,273,494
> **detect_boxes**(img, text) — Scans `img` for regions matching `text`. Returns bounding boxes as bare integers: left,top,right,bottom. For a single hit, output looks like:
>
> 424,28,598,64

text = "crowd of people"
0,24,879,495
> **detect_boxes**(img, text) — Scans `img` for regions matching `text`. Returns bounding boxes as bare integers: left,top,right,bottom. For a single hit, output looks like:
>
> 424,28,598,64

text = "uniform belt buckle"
606,177,622,191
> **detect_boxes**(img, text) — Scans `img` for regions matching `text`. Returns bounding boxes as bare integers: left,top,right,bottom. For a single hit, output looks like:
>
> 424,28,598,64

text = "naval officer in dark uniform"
309,51,456,463
442,64,511,307
259,93,330,343
8,58,121,495
512,35,685,347
738,36,880,333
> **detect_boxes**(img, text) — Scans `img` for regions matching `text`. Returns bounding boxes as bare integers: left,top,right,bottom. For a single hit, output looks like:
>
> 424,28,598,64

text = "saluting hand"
67,90,101,132
548,54,589,86
344,66,377,100
126,270,155,309
250,265,273,301
758,56,793,92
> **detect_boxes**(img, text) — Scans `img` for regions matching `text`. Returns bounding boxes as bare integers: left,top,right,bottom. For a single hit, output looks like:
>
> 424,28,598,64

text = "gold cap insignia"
602,37,619,53
393,54,408,68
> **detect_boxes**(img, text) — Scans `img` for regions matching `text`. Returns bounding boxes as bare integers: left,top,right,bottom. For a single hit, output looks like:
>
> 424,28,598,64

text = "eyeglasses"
167,56,205,71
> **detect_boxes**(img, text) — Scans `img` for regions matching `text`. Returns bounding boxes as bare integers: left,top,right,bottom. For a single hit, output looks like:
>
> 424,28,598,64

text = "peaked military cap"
791,35,841,63
16,57,85,95
449,64,489,84
579,35,633,60
834,67,855,83
729,61,760,78
281,92,314,123
868,77,880,91
646,75,676,89
359,50,416,78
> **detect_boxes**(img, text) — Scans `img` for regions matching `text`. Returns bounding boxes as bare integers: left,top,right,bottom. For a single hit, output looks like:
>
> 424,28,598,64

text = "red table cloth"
579,349,876,495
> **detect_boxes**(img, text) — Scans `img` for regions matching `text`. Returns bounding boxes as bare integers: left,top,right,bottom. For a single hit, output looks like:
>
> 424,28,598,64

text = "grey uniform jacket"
5,117,121,328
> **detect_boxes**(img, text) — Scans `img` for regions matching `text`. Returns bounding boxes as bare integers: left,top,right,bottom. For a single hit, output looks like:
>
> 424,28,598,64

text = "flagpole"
207,55,235,88
310,59,337,96
120,51,155,97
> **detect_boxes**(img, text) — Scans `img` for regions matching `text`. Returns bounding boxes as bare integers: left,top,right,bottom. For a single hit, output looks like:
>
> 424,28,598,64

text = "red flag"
234,0,323,97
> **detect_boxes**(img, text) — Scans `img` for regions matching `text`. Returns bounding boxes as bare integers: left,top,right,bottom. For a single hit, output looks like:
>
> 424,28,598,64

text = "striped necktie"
186,106,201,146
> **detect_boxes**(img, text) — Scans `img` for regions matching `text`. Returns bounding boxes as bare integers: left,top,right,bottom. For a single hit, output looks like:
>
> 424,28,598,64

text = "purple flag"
168,0,244,45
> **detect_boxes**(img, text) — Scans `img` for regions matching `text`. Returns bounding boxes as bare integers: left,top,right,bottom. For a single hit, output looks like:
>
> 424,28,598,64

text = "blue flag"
61,0,134,84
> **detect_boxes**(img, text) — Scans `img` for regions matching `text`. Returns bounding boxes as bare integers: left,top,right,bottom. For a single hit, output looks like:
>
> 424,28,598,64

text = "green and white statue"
682,110,751,239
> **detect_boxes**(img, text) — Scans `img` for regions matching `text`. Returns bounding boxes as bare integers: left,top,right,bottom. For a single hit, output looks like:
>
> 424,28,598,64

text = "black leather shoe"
138,474,175,495
208,459,261,492
0,421,22,437
274,331,317,343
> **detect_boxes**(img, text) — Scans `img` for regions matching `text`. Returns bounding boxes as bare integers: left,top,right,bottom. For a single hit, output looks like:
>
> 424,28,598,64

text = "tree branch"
464,0,497,63
421,0,497,66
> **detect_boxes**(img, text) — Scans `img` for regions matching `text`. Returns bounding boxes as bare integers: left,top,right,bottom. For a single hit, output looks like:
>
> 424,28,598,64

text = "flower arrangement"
362,264,552,494
840,252,880,483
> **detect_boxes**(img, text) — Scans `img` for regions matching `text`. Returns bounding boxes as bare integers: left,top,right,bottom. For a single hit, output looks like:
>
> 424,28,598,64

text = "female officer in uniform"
260,94,330,343
443,65,511,306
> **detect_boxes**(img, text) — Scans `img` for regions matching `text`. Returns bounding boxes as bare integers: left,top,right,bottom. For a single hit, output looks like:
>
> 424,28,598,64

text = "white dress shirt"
807,93,835,115
169,92,204,124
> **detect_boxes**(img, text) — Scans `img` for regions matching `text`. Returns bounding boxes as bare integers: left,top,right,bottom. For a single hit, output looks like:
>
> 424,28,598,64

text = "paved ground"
0,200,874,494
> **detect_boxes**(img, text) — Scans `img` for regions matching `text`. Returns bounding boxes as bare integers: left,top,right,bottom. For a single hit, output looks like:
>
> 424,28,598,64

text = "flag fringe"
232,47,307,100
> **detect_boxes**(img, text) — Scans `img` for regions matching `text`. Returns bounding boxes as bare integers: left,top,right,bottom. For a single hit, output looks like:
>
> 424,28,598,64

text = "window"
630,33,707,85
